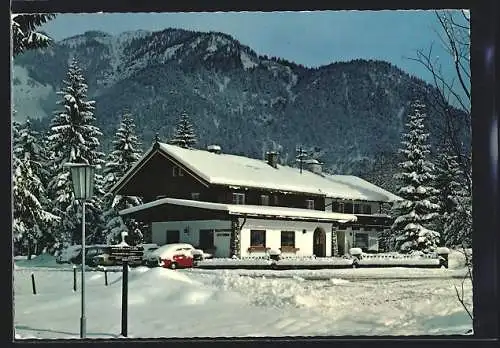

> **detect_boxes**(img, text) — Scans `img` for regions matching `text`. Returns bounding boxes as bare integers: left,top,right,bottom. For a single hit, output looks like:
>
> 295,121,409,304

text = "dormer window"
232,193,245,205
172,166,184,177
191,193,200,200
260,195,270,206
305,199,315,210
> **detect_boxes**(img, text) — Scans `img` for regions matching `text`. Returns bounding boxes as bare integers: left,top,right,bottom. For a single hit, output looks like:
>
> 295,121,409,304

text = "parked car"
62,245,111,266
145,243,200,269
140,243,159,265
56,245,82,264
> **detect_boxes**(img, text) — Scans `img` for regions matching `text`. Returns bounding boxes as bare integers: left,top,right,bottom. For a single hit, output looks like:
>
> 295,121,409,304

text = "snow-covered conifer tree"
168,112,197,148
434,145,465,245
47,58,105,247
13,120,59,258
102,113,143,244
11,14,56,56
435,148,472,247
391,101,441,253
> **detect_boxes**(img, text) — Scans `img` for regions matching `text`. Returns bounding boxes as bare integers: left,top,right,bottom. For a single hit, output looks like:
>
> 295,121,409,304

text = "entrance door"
166,230,180,244
199,229,215,251
337,230,346,256
313,227,326,257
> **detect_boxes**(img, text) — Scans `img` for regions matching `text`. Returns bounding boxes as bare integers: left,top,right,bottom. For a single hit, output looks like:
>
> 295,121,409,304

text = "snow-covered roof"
322,174,402,202
119,197,357,223
158,143,400,202
111,142,401,203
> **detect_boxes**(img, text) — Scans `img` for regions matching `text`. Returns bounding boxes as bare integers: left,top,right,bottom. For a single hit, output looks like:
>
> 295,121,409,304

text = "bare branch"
460,9,470,24
435,11,471,102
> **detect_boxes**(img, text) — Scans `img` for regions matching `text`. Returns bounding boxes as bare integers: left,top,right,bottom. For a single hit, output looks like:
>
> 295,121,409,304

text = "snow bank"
14,266,472,338
14,253,61,268
436,247,450,255
187,267,467,280
13,255,37,260
447,248,472,270
56,245,81,263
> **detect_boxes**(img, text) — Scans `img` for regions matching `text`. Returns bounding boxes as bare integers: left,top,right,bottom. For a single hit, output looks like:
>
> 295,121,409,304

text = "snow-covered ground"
13,251,473,338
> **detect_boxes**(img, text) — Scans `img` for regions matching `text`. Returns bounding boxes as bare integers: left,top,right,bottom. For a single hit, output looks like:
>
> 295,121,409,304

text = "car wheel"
170,262,178,270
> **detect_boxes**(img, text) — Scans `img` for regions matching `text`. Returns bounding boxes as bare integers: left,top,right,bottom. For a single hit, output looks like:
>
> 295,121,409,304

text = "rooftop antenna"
296,145,308,174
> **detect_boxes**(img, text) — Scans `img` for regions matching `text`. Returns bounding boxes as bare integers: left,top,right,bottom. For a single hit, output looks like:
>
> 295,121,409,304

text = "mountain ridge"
12,28,468,193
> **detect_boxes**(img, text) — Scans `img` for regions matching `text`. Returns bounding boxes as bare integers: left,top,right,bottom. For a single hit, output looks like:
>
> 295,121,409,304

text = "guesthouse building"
111,141,401,258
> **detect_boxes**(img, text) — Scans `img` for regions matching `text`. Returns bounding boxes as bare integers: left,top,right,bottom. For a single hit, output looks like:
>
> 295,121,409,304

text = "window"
273,195,279,206
344,202,353,213
280,231,295,248
172,166,184,177
250,230,266,247
191,192,200,200
375,226,385,232
232,193,245,205
166,230,180,244
305,199,315,210
337,202,344,213
354,203,361,214
352,225,360,231
330,201,339,212
363,204,372,214
199,229,215,250
260,195,270,206
354,233,369,250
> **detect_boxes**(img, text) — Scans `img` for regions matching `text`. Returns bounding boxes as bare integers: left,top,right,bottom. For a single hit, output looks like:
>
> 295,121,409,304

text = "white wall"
151,220,232,257
239,218,333,258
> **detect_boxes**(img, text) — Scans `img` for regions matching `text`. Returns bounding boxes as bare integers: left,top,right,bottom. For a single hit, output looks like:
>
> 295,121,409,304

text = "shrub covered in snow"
349,248,363,257
436,247,450,255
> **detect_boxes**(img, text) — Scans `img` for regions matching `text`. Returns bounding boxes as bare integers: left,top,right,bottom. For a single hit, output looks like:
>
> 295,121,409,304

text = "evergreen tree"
102,113,143,244
47,58,105,247
434,145,465,245
443,179,472,248
391,101,441,253
12,121,59,258
11,14,56,56
168,112,197,148
435,148,472,247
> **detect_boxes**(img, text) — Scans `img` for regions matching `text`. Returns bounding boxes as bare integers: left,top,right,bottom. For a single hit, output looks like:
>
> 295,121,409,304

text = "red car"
145,243,197,269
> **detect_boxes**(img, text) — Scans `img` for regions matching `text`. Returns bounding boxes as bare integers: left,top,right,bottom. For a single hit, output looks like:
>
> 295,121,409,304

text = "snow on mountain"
240,50,258,70
12,65,55,121
12,28,469,193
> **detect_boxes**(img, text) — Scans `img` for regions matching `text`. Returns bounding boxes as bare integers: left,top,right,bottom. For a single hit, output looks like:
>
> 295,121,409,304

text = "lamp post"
66,163,95,339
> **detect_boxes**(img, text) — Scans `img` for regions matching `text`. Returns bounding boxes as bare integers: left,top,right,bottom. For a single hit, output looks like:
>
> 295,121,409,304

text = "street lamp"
66,162,95,339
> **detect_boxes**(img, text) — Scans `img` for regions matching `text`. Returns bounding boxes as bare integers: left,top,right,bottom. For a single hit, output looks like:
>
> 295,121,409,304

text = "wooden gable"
113,146,209,200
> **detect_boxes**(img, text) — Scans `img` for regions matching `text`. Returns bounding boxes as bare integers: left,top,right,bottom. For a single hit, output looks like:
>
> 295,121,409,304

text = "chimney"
207,144,222,154
305,159,323,174
265,151,279,168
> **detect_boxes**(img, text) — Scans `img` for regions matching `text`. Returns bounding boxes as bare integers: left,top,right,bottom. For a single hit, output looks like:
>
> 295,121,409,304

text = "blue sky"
40,11,463,85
